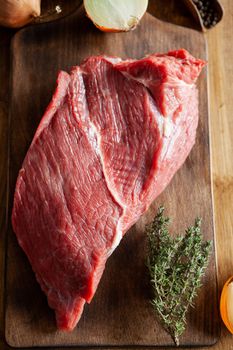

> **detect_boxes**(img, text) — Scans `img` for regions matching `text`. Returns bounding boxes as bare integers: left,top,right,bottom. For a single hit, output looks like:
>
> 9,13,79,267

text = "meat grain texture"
12,49,205,331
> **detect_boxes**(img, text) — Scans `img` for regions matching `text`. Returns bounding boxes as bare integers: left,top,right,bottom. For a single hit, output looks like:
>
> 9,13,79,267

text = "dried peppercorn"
192,0,221,28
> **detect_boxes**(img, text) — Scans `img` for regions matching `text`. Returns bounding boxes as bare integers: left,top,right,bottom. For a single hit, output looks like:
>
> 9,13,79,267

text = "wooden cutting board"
5,8,220,348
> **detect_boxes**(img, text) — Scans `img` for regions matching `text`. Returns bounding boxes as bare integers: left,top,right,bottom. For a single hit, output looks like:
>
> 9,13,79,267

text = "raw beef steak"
12,49,205,331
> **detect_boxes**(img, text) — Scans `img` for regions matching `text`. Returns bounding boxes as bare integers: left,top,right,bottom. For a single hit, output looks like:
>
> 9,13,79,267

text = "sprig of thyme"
146,206,212,346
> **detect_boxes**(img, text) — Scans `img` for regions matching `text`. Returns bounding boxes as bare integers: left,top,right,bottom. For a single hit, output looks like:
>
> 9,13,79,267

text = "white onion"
0,0,41,28
84,0,148,32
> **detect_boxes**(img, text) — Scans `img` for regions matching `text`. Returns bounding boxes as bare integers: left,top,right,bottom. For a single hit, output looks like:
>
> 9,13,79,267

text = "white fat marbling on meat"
163,117,173,137
147,95,164,135
107,226,123,257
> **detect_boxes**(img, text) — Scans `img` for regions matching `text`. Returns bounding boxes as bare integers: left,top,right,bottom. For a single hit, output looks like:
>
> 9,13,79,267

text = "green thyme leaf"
146,206,212,346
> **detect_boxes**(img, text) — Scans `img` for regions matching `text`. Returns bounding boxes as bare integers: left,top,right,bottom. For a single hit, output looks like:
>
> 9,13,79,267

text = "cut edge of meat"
11,70,71,247
33,71,71,146
35,271,86,331
55,297,86,332
115,49,206,117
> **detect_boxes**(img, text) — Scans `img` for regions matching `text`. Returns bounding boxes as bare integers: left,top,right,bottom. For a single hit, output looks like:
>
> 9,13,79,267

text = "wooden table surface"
0,1,232,349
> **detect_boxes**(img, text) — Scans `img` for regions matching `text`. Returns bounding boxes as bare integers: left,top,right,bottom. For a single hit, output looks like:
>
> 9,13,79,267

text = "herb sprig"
146,206,212,346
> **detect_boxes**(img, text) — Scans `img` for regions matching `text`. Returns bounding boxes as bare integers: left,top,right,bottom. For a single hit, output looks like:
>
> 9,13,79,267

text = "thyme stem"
146,206,212,346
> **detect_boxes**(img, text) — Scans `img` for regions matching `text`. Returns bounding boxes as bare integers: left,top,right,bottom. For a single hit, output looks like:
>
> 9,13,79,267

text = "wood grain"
4,9,219,348
205,1,233,347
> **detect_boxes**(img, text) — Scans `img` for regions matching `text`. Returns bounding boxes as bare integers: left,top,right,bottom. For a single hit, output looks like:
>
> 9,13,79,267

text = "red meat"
12,49,205,331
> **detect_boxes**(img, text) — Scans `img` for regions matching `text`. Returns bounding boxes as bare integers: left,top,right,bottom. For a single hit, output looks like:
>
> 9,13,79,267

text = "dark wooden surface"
3,7,220,348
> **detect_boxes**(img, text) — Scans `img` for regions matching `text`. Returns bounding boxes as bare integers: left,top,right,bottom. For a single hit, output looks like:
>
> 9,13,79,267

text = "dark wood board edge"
2,27,19,350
